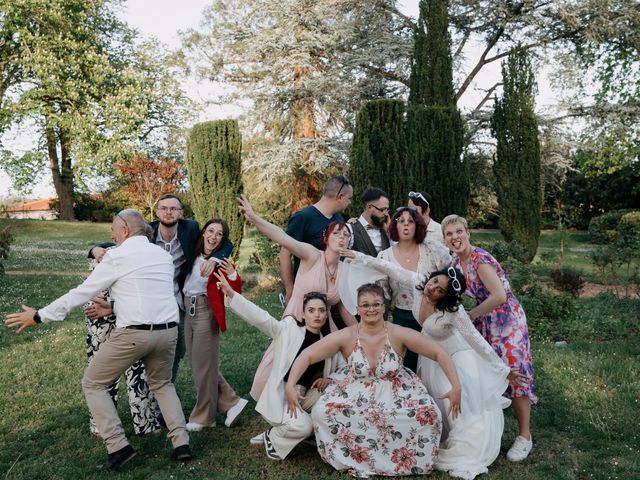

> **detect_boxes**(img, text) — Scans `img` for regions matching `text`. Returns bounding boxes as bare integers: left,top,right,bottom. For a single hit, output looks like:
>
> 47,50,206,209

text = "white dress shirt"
40,235,178,328
358,215,384,253
425,218,445,245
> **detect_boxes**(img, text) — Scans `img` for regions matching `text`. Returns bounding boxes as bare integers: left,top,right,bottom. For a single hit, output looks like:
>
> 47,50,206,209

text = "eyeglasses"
157,206,182,212
357,302,384,311
335,176,351,197
369,204,389,214
408,192,429,209
116,212,129,229
303,292,328,303
189,295,197,316
447,266,462,293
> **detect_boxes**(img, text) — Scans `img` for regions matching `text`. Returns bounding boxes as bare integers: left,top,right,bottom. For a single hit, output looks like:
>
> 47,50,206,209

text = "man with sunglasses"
408,191,445,245
349,187,391,257
279,175,353,306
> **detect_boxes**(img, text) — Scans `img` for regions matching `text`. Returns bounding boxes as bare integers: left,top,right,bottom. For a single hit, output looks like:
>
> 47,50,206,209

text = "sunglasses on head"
408,192,429,209
335,176,351,197
447,267,462,293
395,206,418,214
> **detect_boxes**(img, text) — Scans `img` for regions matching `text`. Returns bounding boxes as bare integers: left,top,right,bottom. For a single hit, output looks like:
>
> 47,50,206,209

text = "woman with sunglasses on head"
181,219,248,432
377,206,451,372
441,214,537,463
341,250,525,479
286,283,461,477
214,272,344,461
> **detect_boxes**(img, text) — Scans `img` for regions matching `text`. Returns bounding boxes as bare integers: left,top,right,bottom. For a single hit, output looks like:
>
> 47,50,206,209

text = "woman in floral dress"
442,215,538,463
286,283,461,477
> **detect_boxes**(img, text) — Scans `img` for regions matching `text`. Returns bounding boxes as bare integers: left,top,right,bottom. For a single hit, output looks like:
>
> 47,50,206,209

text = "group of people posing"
6,176,537,479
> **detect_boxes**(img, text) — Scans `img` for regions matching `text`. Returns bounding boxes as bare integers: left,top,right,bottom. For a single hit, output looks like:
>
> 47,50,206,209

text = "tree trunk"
46,126,75,221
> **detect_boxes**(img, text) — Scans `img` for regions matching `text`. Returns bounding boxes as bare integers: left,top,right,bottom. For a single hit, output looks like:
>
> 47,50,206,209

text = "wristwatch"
33,310,42,324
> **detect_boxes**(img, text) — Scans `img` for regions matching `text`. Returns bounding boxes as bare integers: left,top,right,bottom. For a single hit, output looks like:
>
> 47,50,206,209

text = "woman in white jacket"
214,271,343,461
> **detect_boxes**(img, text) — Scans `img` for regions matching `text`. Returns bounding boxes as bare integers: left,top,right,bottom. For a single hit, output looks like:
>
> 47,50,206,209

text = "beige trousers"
81,326,189,453
184,294,240,425
270,386,322,459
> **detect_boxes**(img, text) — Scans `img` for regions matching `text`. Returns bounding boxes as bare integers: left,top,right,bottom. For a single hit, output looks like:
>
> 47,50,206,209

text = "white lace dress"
349,252,510,480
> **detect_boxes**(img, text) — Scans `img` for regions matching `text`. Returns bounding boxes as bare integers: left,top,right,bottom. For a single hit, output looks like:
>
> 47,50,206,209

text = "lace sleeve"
355,251,422,286
451,308,509,375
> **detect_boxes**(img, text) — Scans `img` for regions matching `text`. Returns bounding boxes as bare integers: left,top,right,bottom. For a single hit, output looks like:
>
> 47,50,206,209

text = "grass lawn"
1,220,639,479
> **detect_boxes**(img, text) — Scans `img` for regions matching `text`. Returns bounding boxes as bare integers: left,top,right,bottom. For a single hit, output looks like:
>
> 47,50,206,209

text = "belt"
125,322,177,331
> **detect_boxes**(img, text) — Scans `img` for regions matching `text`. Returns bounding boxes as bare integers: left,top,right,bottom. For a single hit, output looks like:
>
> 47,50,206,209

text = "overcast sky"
1,0,558,200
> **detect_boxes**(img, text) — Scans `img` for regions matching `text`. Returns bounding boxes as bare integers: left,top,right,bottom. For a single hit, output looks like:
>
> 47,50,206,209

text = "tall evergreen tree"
491,47,541,261
185,120,244,256
406,0,468,221
348,100,407,212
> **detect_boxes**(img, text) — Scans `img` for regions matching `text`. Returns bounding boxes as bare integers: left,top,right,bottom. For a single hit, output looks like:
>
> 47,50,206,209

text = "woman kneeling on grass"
215,270,344,461
286,283,462,478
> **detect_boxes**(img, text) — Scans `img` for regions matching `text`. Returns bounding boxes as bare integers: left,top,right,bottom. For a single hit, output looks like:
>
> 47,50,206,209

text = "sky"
0,0,560,200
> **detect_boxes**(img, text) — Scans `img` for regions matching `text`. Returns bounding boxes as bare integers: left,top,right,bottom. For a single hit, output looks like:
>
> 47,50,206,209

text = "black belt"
125,322,177,331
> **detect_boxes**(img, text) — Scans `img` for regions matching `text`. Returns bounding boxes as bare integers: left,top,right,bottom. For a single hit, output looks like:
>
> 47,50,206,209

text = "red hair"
388,207,427,243
321,221,349,250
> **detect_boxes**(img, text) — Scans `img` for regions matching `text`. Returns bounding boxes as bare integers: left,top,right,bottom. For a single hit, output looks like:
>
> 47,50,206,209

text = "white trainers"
186,421,214,432
249,432,265,445
507,435,533,462
225,398,249,427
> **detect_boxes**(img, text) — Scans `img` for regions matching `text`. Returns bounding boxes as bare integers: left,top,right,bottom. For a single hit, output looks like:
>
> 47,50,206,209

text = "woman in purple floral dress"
286,283,461,477
442,215,538,463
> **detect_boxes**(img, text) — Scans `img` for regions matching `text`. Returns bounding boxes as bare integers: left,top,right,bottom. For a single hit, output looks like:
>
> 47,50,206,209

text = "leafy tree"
406,0,467,220
185,120,244,255
0,225,12,274
0,0,192,220
348,100,407,211
115,155,186,219
491,47,541,262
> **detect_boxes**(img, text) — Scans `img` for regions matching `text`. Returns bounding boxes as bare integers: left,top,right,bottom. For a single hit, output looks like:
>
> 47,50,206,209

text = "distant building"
6,198,57,220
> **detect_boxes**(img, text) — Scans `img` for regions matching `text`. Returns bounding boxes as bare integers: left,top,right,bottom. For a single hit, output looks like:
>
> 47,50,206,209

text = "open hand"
5,305,38,333
237,195,255,221
85,296,112,320
311,377,332,393
285,384,305,419
439,384,462,420
507,368,528,387
338,249,356,259
220,259,237,278
213,270,235,299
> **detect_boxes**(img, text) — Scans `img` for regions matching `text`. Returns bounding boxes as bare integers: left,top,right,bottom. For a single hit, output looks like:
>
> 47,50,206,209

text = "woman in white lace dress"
343,251,525,479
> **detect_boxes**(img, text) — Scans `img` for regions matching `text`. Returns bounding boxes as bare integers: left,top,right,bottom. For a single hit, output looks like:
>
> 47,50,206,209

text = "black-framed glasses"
408,192,429,209
369,204,389,214
357,302,384,311
116,212,129,229
335,176,351,197
447,266,462,293
189,295,197,316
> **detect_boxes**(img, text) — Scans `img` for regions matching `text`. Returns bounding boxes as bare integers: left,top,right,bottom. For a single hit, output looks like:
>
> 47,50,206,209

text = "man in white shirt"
408,191,445,245
5,209,191,470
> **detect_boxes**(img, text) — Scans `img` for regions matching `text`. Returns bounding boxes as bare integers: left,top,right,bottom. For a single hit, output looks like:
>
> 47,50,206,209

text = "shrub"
588,209,635,244
475,240,530,264
520,285,575,341
0,225,13,274
550,267,585,297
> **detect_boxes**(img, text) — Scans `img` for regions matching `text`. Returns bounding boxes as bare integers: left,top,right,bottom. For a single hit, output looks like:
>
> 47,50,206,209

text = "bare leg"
512,397,531,439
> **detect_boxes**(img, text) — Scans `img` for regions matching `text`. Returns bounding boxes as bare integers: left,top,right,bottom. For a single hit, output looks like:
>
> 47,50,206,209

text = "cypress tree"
185,120,244,257
406,0,468,221
348,100,407,212
491,47,542,262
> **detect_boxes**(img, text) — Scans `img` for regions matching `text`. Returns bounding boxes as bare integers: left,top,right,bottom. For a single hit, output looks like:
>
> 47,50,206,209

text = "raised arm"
343,250,422,285
238,195,318,263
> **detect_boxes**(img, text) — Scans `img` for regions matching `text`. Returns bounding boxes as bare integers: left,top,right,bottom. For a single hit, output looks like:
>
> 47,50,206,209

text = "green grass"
1,220,639,479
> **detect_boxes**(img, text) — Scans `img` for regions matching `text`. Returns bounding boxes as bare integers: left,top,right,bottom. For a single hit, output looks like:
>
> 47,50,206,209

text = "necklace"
325,257,337,282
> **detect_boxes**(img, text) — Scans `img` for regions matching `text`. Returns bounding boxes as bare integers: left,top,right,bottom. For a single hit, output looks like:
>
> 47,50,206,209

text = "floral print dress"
453,247,538,404
311,323,442,477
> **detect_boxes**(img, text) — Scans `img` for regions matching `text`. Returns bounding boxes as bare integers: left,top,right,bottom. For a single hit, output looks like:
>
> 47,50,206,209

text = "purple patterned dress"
453,247,538,404
312,323,442,477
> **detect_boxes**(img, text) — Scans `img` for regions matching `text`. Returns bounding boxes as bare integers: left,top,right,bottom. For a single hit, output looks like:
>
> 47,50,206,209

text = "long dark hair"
416,267,466,313
194,218,230,259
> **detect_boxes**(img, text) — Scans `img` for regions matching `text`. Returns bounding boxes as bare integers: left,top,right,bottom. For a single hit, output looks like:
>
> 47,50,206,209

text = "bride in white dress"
342,250,525,479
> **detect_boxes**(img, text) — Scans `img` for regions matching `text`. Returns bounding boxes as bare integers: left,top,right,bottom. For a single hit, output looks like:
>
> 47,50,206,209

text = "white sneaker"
507,435,533,462
249,432,265,445
225,398,249,427
186,421,214,432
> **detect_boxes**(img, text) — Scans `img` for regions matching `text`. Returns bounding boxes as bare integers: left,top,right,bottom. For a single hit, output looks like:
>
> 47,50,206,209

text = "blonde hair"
441,214,469,234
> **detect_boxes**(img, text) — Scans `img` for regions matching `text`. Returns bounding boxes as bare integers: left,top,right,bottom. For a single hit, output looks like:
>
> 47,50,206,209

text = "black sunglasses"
335,176,351,197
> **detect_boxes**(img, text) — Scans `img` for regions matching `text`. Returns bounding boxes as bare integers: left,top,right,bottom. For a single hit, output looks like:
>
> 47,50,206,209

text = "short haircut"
408,191,433,215
388,207,427,243
357,283,385,301
156,193,182,207
323,175,351,198
361,187,389,206
116,209,147,236
194,218,230,259
321,221,350,250
441,214,469,233
416,267,466,313
144,222,154,241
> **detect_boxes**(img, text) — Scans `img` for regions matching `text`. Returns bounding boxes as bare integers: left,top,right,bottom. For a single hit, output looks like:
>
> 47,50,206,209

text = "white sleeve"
227,293,286,339
355,251,422,285
451,309,509,374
